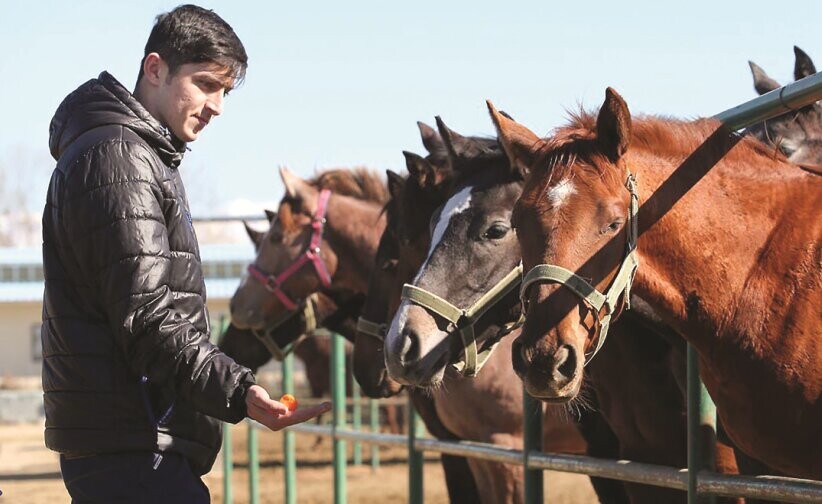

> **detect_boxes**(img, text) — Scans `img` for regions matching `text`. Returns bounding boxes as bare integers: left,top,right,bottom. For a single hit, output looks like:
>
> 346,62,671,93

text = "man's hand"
245,384,331,431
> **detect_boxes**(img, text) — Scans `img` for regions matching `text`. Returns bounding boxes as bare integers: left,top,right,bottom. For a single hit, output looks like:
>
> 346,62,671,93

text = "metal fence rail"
220,71,822,504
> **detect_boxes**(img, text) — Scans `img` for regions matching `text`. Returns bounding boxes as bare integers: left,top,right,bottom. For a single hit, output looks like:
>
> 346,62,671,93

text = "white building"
0,243,255,378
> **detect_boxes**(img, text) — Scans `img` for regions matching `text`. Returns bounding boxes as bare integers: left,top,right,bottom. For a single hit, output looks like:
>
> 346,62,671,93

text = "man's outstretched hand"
245,384,331,431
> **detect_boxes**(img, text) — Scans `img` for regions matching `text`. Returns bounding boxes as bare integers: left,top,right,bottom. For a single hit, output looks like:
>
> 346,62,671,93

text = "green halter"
400,263,524,377
519,173,639,366
252,293,318,361
356,316,387,342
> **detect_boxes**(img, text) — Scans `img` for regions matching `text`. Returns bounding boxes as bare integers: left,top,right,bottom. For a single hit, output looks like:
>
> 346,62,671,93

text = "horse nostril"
552,345,578,383
401,327,421,363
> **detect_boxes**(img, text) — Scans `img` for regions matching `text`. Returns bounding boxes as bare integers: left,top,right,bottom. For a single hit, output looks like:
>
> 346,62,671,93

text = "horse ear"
596,87,632,162
264,209,277,222
487,100,540,176
403,151,435,188
418,121,446,156
386,169,405,200
244,220,266,249
749,61,780,95
279,166,319,213
794,46,817,81
434,116,465,163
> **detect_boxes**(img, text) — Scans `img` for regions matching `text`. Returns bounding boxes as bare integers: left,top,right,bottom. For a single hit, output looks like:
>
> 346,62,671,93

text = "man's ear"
487,100,542,177
141,52,168,87
279,166,319,214
244,221,266,250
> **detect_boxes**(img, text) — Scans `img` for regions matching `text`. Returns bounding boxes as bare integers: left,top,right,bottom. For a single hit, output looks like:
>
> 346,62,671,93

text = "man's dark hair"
137,4,247,85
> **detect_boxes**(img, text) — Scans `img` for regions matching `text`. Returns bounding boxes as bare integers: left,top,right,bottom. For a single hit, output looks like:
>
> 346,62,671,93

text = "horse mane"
536,108,789,184
309,167,389,204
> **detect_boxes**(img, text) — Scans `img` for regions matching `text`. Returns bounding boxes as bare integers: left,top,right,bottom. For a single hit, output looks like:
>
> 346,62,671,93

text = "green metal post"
221,319,233,504
283,352,297,504
352,369,362,466
223,422,233,504
369,399,380,472
408,395,424,504
523,387,544,504
248,422,259,504
331,332,347,504
687,343,717,504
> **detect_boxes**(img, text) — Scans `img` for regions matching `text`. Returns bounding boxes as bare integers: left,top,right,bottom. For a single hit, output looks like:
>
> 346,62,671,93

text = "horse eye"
601,220,623,235
380,258,398,271
483,224,509,240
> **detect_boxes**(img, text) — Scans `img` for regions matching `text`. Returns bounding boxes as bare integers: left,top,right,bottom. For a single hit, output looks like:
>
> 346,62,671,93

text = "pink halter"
247,189,333,311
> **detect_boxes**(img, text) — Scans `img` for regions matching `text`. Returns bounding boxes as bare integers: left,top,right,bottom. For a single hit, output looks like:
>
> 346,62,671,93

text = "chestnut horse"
493,88,821,479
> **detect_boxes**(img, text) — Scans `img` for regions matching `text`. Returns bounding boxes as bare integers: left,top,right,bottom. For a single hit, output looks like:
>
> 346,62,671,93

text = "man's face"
155,62,235,142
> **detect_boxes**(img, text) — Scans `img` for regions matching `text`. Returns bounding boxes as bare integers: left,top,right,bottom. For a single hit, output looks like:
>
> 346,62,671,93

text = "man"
43,5,329,502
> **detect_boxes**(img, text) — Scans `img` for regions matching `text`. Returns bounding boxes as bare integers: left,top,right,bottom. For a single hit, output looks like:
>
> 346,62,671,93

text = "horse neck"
626,133,820,353
325,194,387,294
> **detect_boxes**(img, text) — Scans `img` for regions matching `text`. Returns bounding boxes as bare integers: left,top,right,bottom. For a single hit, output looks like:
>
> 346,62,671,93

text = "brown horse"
492,89,821,479
221,215,404,436
230,167,388,331
747,46,822,165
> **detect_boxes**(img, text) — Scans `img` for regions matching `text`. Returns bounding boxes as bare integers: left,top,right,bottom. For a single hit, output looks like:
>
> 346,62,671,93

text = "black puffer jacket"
42,71,255,475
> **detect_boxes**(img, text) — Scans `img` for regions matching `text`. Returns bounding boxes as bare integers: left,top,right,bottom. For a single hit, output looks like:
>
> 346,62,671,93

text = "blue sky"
2,1,821,216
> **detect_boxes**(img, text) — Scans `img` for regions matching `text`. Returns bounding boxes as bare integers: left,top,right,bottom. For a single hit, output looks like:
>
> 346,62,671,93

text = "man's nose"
206,91,224,116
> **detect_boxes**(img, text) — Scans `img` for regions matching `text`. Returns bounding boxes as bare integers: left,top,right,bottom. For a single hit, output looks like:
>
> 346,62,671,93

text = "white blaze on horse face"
414,184,474,283
546,178,576,208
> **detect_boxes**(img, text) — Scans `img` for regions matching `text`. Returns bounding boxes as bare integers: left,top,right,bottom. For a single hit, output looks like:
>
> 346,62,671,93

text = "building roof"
0,244,255,303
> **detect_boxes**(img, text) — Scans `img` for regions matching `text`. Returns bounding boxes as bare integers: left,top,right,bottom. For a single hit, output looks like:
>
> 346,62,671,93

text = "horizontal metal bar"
699,473,822,504
714,71,822,130
249,420,822,502
528,451,687,490
192,215,267,223
414,438,522,465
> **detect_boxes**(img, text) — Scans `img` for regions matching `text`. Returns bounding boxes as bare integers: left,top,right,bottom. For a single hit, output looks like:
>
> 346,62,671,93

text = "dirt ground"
0,422,598,503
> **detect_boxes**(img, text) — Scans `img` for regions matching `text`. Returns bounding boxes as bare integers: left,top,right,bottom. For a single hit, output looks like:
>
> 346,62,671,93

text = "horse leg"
466,457,524,504
384,404,400,434
733,447,785,504
409,391,480,504
573,405,631,504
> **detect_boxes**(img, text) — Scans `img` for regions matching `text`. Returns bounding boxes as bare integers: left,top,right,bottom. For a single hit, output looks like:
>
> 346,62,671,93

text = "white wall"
0,302,42,377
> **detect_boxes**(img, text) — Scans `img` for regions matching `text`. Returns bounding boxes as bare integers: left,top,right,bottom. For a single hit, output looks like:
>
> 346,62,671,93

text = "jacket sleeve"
62,141,254,423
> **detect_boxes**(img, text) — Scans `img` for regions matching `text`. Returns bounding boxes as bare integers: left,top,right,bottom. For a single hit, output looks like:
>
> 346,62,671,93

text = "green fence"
220,72,822,504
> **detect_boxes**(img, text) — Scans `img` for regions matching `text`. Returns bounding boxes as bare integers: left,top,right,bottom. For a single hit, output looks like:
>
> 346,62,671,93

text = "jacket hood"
48,71,187,168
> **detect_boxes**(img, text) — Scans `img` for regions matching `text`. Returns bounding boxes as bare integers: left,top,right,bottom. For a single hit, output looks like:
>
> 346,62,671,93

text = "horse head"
748,46,822,165
491,90,637,401
384,117,522,388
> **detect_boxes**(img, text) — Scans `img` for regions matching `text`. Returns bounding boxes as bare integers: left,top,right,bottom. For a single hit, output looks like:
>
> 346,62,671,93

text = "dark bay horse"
747,46,822,165
494,88,821,479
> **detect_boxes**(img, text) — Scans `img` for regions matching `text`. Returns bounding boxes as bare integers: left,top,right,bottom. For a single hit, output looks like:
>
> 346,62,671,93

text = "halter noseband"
400,263,524,377
519,172,639,366
356,316,388,342
247,189,333,311
252,294,319,360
